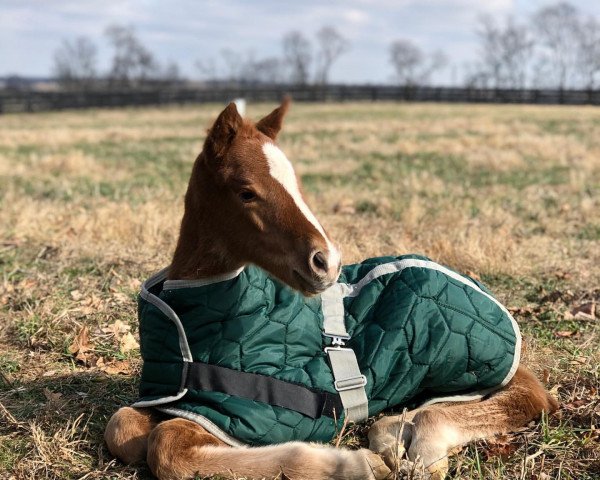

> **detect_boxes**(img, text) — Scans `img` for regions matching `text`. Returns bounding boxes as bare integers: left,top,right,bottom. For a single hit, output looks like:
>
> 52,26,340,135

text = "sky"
2,0,600,85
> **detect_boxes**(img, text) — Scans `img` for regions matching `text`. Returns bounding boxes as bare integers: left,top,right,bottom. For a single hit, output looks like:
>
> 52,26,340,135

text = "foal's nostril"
310,251,328,275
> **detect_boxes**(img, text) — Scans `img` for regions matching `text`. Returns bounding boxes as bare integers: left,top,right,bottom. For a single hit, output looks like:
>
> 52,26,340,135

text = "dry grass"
1,102,599,479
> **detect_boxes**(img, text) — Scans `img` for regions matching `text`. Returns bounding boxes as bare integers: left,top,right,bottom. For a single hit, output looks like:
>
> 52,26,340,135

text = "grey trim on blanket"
139,268,193,363
157,406,245,447
163,267,245,290
132,389,189,408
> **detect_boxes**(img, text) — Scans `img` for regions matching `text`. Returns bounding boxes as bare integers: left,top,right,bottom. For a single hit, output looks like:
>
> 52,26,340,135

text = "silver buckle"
323,334,350,348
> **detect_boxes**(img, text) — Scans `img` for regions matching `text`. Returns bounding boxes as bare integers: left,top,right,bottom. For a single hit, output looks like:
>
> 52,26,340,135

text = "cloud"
342,8,370,25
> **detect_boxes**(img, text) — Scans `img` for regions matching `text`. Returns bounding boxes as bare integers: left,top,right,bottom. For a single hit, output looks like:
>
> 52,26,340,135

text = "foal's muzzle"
304,248,341,292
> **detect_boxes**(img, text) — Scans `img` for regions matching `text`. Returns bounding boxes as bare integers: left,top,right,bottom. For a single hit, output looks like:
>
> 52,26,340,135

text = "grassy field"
0,102,599,479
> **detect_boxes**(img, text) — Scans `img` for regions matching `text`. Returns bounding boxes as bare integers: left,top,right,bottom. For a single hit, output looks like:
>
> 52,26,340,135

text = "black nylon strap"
185,362,343,419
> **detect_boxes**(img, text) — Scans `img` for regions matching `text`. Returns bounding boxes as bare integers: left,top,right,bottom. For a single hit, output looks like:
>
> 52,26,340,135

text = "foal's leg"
104,407,161,464
369,366,559,479
147,417,391,480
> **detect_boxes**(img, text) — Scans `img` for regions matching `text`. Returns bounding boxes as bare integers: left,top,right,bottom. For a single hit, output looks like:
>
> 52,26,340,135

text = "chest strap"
321,284,369,423
183,361,343,420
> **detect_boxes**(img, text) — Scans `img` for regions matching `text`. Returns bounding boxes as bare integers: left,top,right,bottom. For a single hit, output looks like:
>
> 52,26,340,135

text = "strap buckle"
324,345,369,422
323,334,350,348
334,374,368,392
324,347,368,391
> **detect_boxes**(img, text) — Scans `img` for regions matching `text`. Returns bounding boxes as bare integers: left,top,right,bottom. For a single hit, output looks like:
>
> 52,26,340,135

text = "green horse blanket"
133,254,520,446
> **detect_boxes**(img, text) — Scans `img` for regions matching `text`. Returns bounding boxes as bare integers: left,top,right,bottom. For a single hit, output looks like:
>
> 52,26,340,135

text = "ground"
0,102,598,479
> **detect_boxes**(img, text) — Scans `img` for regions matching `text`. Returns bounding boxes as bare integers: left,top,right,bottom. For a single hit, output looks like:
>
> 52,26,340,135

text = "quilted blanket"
133,254,520,446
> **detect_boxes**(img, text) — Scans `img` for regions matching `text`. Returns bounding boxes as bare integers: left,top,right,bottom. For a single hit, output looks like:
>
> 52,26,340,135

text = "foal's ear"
206,102,243,157
256,97,291,140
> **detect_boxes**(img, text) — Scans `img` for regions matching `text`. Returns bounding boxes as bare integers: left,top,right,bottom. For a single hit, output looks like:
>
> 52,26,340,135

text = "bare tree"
532,2,580,89
283,31,312,85
500,19,534,88
196,52,283,86
242,56,283,85
105,25,159,87
463,63,491,88
389,39,446,86
195,58,218,83
476,16,534,88
576,16,600,89
159,61,181,86
422,50,448,85
315,26,349,85
52,36,98,90
220,48,245,84
389,40,423,85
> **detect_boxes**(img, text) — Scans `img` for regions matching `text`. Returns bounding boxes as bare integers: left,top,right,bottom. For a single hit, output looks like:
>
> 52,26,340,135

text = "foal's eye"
239,189,257,203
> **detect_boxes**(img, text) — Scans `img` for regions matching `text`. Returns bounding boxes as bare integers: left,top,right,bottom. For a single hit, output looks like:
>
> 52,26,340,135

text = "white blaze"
262,142,341,268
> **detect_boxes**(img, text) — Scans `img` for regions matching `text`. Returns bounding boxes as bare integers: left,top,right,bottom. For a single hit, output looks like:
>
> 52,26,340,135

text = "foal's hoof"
396,458,447,480
362,450,392,479
373,442,406,471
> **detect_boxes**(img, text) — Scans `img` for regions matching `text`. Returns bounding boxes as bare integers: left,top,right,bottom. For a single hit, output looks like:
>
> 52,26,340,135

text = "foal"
105,100,558,480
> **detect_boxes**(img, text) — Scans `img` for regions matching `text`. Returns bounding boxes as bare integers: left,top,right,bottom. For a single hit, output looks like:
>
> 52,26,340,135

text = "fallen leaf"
101,360,131,375
70,290,83,301
20,278,37,290
102,319,131,337
571,302,596,320
76,350,91,363
554,271,571,280
508,306,534,316
532,473,551,480
482,435,518,460
333,198,355,215
112,292,130,305
77,306,95,316
564,399,588,409
540,290,562,303
83,293,103,310
570,356,588,365
542,368,550,384
555,330,576,338
69,326,91,355
120,332,139,353
43,388,62,404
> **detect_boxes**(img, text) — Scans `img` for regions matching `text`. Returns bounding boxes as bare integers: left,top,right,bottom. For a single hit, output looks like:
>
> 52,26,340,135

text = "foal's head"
175,99,341,295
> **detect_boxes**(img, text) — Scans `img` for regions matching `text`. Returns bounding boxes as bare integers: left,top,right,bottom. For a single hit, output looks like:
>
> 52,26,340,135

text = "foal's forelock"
262,142,341,269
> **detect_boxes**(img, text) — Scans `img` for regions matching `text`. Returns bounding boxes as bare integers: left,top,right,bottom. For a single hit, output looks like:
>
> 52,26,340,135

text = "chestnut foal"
105,100,558,480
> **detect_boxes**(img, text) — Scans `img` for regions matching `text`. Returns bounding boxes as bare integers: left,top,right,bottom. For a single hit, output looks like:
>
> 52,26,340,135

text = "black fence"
2,85,600,113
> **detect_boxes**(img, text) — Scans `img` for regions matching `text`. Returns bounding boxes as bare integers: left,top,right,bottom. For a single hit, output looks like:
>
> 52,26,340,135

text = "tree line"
51,2,600,91
52,24,350,90
53,25,181,90
195,26,349,87
466,2,600,89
